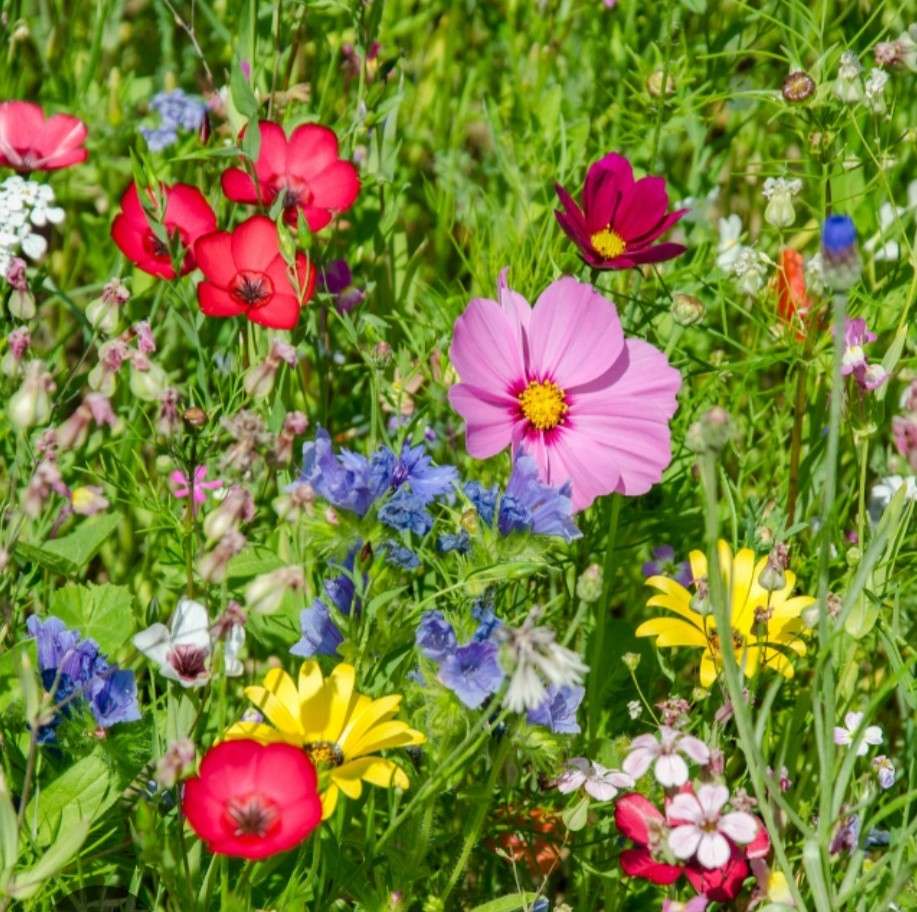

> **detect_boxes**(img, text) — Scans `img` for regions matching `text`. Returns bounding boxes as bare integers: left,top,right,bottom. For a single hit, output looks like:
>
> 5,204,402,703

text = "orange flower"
774,249,811,337
492,807,566,876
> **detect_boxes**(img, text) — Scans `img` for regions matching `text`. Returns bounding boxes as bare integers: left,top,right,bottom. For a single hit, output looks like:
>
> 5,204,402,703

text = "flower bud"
9,360,54,429
2,326,30,377
155,738,196,789
646,70,676,97
198,529,246,583
129,358,167,401
671,292,704,326
70,485,110,516
244,566,305,615
762,177,801,228
9,288,36,320
690,578,712,615
203,485,255,543
686,406,733,454
576,563,603,603
758,543,788,591
86,297,120,335
622,651,641,672
782,70,816,102
834,51,864,103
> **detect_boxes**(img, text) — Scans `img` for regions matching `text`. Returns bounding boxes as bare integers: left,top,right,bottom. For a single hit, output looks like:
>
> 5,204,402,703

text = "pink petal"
449,297,526,393
614,793,665,845
448,384,514,459
678,734,711,764
528,278,624,389
669,825,702,860
622,746,656,780
718,811,758,845
614,176,670,241
542,429,622,511
626,241,688,265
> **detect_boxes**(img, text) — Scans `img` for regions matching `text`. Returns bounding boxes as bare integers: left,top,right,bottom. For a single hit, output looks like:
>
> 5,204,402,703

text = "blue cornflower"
379,488,433,535
438,530,471,554
391,442,458,504
140,126,179,152
415,611,457,661
471,600,502,642
526,684,584,734
298,428,390,516
26,616,140,737
821,214,861,290
498,453,580,542
291,599,344,658
150,89,207,130
464,481,498,525
383,540,421,570
642,545,693,587
822,214,857,256
437,641,504,709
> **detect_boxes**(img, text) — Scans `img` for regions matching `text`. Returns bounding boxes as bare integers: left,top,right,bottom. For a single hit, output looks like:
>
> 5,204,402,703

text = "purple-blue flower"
498,453,581,542
527,684,584,734
320,260,365,313
292,599,344,657
438,531,470,554
379,488,433,535
150,89,207,131
642,545,692,587
822,214,857,256
391,443,458,505
383,540,421,570
471,600,502,642
438,641,504,708
464,481,498,525
415,610,457,661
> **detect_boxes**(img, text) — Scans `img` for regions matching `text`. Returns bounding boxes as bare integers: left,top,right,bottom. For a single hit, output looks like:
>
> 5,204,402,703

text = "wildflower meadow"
1,1,916,910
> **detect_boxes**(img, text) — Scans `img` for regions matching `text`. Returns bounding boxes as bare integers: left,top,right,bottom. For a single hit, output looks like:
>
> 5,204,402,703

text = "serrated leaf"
14,513,121,576
468,894,539,912
48,583,136,655
25,750,113,847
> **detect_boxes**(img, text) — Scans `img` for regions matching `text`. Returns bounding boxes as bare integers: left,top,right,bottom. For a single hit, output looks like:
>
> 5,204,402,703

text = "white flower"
806,252,826,294
133,598,211,687
834,51,864,103
833,711,883,756
627,699,643,720
27,184,64,227
667,783,759,869
555,757,634,801
224,622,245,677
20,232,46,261
762,177,802,228
732,247,770,294
716,215,744,271
622,725,711,787
868,475,917,523
863,68,889,113
500,611,588,713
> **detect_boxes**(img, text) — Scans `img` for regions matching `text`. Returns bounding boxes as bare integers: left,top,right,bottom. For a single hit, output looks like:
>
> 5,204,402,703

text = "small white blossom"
868,475,917,524
863,68,889,113
834,51,864,103
716,215,744,271
622,725,711,787
627,700,643,720
833,711,883,756
732,247,770,294
762,177,803,228
556,757,634,801
806,252,826,294
0,176,64,270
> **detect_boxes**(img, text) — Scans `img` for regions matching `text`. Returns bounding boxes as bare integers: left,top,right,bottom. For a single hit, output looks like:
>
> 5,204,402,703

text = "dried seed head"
782,70,816,102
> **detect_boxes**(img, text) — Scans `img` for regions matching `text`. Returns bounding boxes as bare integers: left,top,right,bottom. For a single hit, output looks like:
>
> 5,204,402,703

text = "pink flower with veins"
170,465,223,514
623,726,711,787
447,270,680,511
667,784,758,869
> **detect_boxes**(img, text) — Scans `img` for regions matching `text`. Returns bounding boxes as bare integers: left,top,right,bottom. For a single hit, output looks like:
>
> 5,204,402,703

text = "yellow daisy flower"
224,661,425,819
636,540,815,687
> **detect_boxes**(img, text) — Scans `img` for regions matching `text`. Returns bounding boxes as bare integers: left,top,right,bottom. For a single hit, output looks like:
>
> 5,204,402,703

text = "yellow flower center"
518,380,567,431
589,228,626,259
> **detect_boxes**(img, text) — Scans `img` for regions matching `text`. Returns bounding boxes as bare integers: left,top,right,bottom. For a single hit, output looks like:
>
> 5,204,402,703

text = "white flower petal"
132,623,171,666
678,734,711,764
667,792,703,825
696,831,731,869
21,232,46,260
718,811,759,844
668,824,702,860
224,624,245,677
622,746,656,780
171,597,211,650
654,752,689,787
864,726,883,746
833,726,852,746
696,783,729,818
844,711,864,730
585,779,619,802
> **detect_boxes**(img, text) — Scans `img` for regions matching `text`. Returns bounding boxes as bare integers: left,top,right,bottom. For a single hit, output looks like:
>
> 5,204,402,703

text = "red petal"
684,849,749,901
251,120,289,182
194,232,236,287
745,817,771,859
624,242,687,266
620,848,683,885
299,206,333,231
615,793,665,844
286,123,340,179
308,160,360,211
221,167,260,205
164,184,217,243
615,175,670,242
248,293,301,330
34,113,88,161
198,281,246,318
111,213,174,279
230,215,281,272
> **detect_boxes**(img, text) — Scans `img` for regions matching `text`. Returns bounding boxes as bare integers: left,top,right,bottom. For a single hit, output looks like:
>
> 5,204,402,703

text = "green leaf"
7,819,90,899
468,894,539,912
229,61,259,119
25,750,114,847
226,546,286,579
0,772,18,874
48,583,136,656
14,513,121,576
562,795,590,832
241,120,261,163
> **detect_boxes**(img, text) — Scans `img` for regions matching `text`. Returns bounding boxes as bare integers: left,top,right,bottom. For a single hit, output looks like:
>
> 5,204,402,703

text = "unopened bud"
244,566,305,615
671,292,704,326
576,563,604,603
646,70,675,97
758,543,788,591
782,70,816,102
183,406,207,429
9,360,54,429
622,652,641,672
686,407,733,454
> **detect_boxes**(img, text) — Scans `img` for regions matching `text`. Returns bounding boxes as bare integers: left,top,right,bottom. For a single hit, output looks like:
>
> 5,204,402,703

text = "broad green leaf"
14,513,121,576
226,546,286,579
0,772,18,874
25,750,114,847
7,819,89,899
562,795,590,832
49,583,136,655
229,61,259,119
468,894,539,912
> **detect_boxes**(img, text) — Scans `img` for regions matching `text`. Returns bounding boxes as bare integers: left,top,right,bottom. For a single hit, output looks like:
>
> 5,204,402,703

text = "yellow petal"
635,617,707,647
738,644,761,677
699,650,719,687
331,766,364,800
244,669,303,736
298,661,325,702
729,547,757,627
689,549,707,583
320,784,339,820
222,721,301,746
646,593,701,624
339,694,403,752
349,720,425,758
763,651,795,678
321,664,358,742
645,575,693,601
349,757,411,790
771,595,815,621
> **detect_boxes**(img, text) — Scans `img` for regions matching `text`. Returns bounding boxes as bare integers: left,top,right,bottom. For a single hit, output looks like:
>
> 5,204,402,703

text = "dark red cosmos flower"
614,792,770,903
182,740,322,860
111,183,217,279
555,153,687,270
221,120,360,231
0,101,88,172
194,215,316,330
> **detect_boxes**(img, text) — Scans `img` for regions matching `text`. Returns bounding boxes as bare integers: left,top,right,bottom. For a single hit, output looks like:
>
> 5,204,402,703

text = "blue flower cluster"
141,89,208,152
291,548,359,658
27,616,140,742
415,605,583,733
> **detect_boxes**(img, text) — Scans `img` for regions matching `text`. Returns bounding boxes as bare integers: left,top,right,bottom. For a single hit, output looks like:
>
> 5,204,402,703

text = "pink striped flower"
447,272,680,511
170,465,223,514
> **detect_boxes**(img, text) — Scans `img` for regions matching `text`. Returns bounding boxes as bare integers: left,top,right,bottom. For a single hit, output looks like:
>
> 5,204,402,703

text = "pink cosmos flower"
555,153,687,270
623,726,711,787
447,272,680,511
666,784,759,869
170,465,223,514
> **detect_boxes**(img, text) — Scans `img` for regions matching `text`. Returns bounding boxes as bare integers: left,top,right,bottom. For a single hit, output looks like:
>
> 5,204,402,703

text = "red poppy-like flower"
221,120,360,231
0,101,88,172
774,248,812,334
111,183,217,279
182,739,322,859
614,791,770,903
194,215,316,330
555,153,687,270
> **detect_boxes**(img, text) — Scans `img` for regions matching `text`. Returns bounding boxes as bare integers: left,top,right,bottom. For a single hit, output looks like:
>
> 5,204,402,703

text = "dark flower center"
168,644,208,680
142,227,186,262
225,793,280,837
276,177,313,210
303,740,344,768
230,271,273,308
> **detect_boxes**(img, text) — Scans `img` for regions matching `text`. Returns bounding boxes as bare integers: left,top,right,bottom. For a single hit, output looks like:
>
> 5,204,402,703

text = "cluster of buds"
198,528,246,584
85,278,130,336
2,326,31,377
9,359,55,429
221,410,271,475
87,320,166,400
55,392,117,449
203,485,254,543
243,339,298,399
157,388,182,436
22,457,68,517
873,25,917,71
5,257,35,319
272,479,316,522
272,410,308,465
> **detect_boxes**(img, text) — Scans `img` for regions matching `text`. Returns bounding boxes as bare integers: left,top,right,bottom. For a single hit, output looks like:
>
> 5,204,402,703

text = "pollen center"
518,380,567,431
226,793,280,837
231,270,273,308
590,228,626,259
303,740,344,768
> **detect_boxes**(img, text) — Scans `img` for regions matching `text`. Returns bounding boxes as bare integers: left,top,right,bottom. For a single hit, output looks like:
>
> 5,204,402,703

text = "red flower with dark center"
111,183,217,279
221,120,360,231
614,791,770,903
774,248,812,336
555,153,687,270
193,215,316,330
0,101,88,172
182,740,322,859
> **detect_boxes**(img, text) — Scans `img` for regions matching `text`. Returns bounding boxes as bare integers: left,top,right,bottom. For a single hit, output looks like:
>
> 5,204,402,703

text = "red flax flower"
111,183,217,279
614,792,770,902
194,215,316,330
182,740,322,859
221,120,360,231
0,101,88,172
774,248,812,335
555,153,687,270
